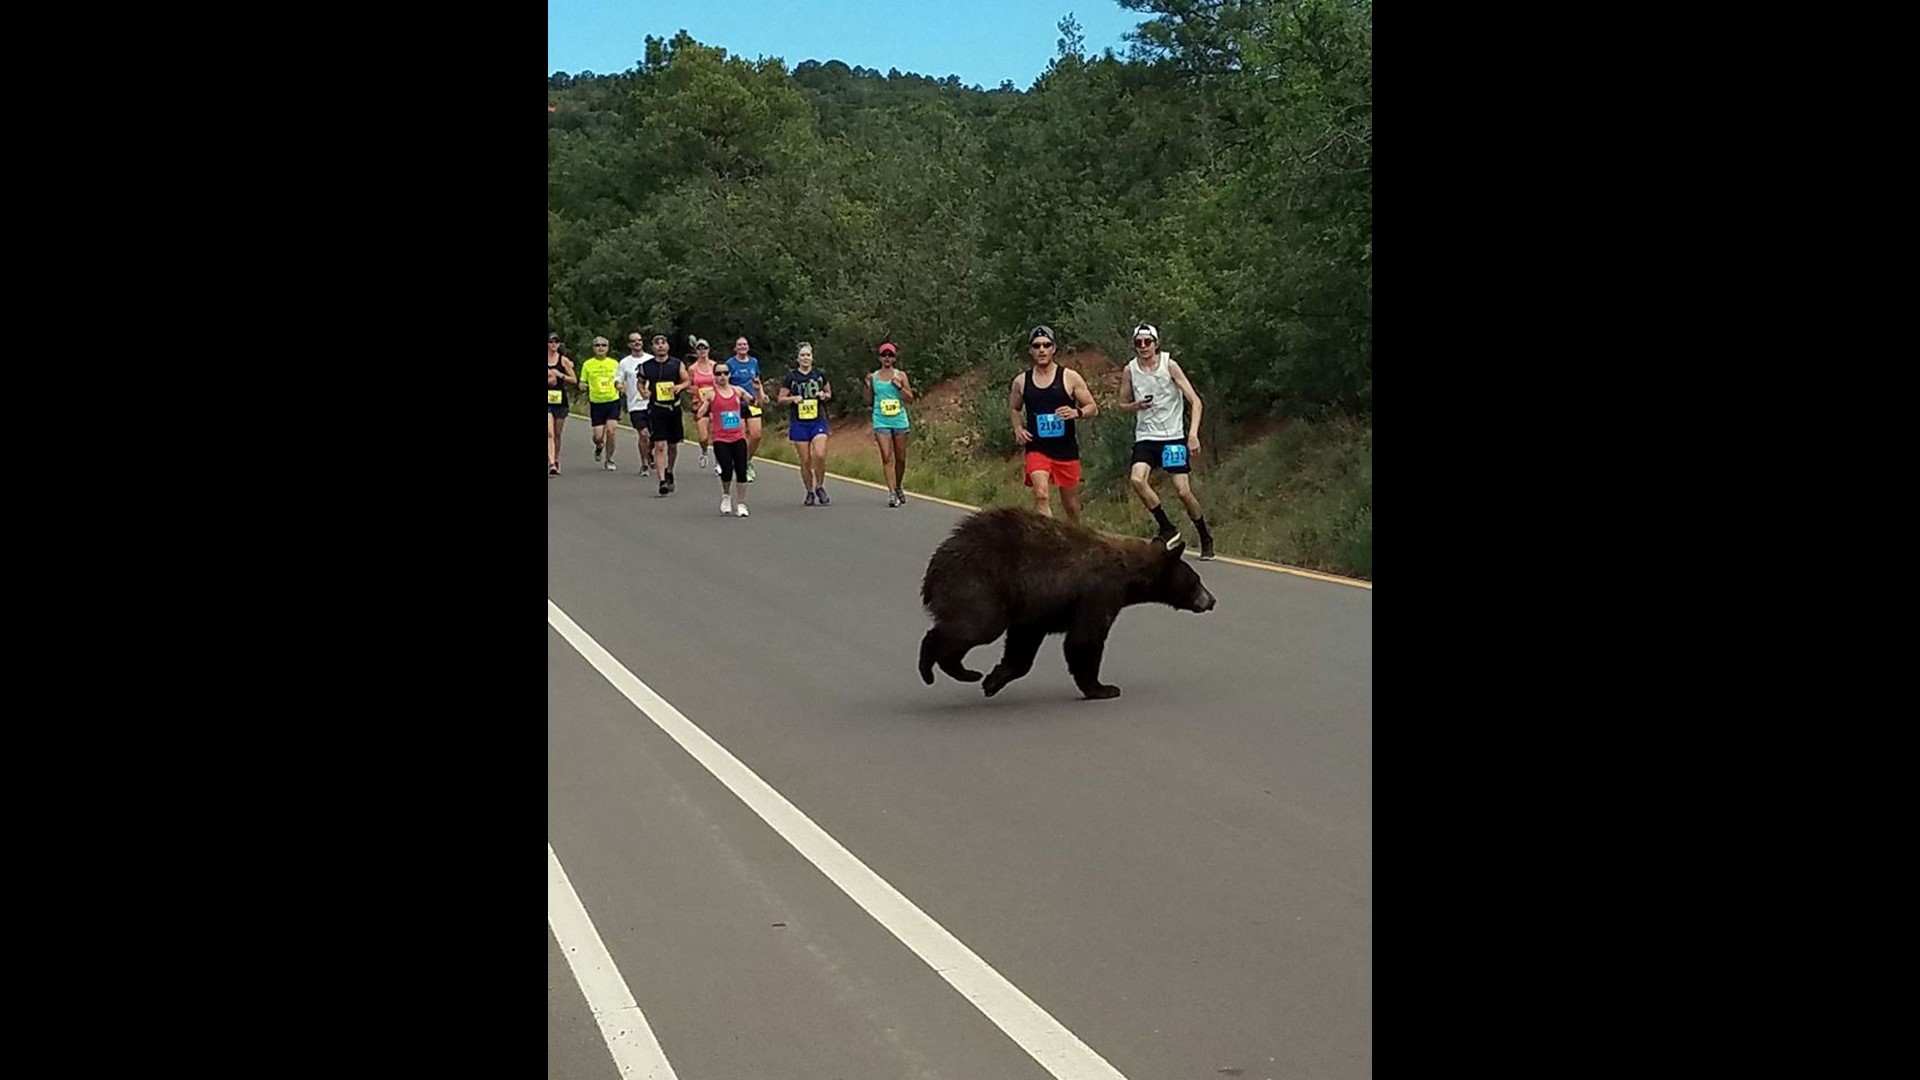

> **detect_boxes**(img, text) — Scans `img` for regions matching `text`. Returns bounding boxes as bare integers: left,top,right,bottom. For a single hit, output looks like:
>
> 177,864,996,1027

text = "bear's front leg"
983,624,1046,697
1063,607,1120,699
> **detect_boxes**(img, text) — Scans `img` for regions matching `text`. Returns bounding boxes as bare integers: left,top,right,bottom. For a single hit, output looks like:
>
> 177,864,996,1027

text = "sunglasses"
1133,338,1155,347
548,338,560,343
715,369,732,376
1030,341,1055,349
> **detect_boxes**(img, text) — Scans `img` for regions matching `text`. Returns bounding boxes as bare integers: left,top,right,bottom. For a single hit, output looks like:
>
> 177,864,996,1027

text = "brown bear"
918,507,1217,699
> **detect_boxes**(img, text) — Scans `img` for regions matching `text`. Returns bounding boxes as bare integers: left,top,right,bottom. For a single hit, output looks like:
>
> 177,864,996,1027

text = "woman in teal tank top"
864,341,915,507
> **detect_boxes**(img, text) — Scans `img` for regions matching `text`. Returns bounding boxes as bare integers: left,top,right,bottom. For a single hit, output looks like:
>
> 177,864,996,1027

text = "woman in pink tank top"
687,337,718,469
700,362,752,517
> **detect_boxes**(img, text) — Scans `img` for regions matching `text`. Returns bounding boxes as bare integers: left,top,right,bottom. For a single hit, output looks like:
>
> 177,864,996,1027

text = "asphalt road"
548,434,1372,1079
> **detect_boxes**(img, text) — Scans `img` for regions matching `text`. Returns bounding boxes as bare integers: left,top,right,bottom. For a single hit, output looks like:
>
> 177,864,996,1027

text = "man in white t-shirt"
1118,323,1215,559
614,330,655,476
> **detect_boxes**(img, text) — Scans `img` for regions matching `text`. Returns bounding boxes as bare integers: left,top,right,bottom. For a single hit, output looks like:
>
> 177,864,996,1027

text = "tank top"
690,362,717,405
548,357,568,407
641,357,683,411
709,386,747,442
1126,353,1184,440
872,370,909,427
1022,366,1078,460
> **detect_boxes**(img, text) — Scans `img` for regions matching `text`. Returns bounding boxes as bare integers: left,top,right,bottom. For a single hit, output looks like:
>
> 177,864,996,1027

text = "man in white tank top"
1119,323,1216,559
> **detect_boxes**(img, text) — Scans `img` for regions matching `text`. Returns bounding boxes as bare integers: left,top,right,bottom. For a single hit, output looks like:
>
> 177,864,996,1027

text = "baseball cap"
1132,324,1159,342
878,342,897,356
1028,325,1056,344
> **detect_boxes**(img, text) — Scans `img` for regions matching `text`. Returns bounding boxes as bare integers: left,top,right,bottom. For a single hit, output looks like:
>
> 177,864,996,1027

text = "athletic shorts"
628,410,653,434
1130,438,1192,474
789,418,830,443
548,403,569,421
647,407,685,444
1023,452,1081,489
589,400,623,425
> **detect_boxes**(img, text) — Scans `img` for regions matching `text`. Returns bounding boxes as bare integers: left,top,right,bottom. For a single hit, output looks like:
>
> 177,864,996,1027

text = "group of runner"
547,331,917,515
546,322,1214,557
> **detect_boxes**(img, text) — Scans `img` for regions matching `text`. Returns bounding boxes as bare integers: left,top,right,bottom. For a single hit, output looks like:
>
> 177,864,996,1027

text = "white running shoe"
604,459,617,471
735,503,750,518
720,494,732,515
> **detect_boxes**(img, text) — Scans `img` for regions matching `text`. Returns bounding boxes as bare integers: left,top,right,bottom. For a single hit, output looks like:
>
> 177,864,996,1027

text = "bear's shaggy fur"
918,507,1216,699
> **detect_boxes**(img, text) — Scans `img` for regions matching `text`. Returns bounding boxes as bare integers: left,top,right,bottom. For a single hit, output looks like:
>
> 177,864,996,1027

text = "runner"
728,335,765,483
1119,323,1216,558
547,333,578,476
778,342,833,506
686,338,718,471
1008,324,1099,520
698,361,752,517
641,335,690,496
581,336,622,470
614,330,654,477
865,341,914,507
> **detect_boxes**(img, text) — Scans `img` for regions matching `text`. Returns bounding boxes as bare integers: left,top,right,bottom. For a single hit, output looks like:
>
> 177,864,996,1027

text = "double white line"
548,599,1130,1079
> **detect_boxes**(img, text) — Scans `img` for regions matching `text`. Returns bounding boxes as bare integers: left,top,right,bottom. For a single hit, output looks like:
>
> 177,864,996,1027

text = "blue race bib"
720,410,742,431
1161,443,1188,468
1036,413,1065,438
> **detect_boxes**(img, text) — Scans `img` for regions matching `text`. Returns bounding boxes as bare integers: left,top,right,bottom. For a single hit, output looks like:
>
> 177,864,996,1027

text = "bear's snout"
1192,587,1216,613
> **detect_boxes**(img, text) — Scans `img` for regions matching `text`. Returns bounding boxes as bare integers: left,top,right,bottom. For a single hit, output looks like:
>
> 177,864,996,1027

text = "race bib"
548,389,564,405
654,381,675,403
591,374,615,397
797,399,819,420
1161,443,1188,468
1035,413,1065,438
719,410,742,431
747,404,763,418
880,398,902,417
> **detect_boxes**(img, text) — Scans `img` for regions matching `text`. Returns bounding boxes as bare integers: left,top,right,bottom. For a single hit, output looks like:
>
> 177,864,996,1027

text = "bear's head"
1146,536,1216,613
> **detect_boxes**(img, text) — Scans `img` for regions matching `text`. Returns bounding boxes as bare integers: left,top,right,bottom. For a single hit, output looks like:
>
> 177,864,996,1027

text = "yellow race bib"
798,399,819,420
548,389,564,405
654,381,675,403
880,398,902,417
592,374,615,398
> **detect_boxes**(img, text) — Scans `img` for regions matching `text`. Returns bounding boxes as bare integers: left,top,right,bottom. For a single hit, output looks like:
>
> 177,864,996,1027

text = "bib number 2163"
1035,413,1065,438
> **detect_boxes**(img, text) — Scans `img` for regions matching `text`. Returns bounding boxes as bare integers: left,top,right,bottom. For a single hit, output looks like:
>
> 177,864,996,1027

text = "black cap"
1028,325,1056,344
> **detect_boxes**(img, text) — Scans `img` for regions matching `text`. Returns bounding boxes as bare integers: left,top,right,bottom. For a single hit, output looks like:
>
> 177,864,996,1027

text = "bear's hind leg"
920,624,992,683
983,624,1046,697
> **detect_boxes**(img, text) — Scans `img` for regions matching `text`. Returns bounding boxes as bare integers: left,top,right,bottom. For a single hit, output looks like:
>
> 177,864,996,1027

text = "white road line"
549,599,1132,1080
548,843,680,1080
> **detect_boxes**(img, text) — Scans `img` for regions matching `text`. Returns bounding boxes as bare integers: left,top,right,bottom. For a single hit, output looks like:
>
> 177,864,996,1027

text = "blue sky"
549,0,1150,90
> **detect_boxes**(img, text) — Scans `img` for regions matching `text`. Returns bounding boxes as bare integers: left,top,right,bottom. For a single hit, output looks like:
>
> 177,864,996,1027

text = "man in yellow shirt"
581,336,623,470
